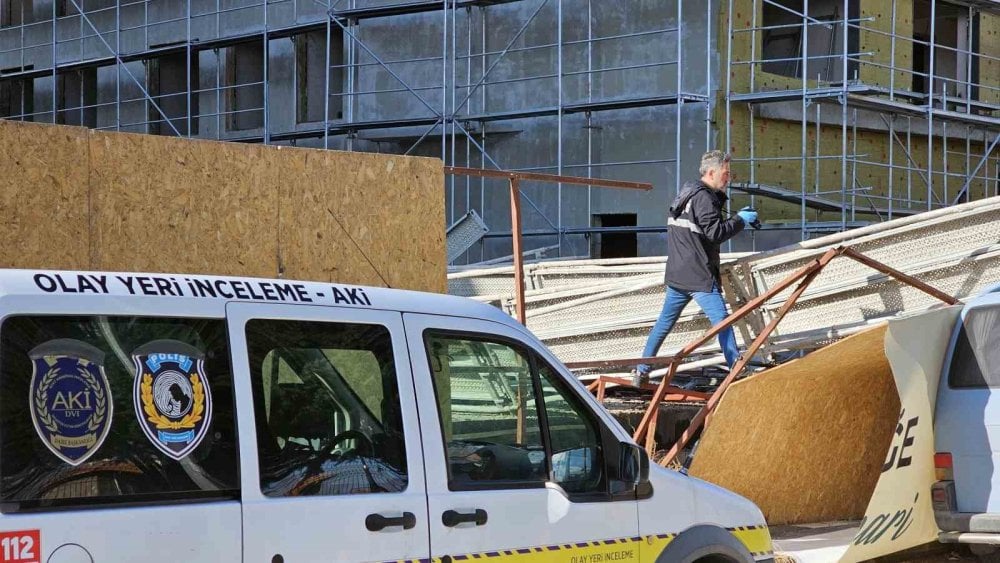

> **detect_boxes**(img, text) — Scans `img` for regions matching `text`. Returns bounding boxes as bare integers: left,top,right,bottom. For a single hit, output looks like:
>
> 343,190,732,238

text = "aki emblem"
132,340,212,460
29,339,113,466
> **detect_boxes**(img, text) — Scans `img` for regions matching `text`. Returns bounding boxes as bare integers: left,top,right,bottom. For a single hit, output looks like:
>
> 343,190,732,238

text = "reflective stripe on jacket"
664,181,744,292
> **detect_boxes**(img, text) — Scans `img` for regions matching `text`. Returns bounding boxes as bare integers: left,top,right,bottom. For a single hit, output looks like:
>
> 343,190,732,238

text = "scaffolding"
724,0,1000,241
1,0,996,253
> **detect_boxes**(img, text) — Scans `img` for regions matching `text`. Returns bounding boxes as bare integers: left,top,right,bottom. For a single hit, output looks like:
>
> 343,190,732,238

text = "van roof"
0,269,516,326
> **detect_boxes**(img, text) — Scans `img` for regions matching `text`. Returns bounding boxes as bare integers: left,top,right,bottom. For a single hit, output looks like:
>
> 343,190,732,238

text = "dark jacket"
664,181,744,292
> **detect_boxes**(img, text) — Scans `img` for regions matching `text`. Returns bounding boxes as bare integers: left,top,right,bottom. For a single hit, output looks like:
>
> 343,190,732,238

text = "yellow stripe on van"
429,536,645,562
396,524,772,562
728,525,774,558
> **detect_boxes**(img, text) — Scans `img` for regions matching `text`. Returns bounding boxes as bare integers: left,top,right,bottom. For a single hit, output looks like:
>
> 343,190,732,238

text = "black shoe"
630,369,649,387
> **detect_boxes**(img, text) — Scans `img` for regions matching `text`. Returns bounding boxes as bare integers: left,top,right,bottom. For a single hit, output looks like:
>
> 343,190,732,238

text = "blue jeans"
637,284,740,376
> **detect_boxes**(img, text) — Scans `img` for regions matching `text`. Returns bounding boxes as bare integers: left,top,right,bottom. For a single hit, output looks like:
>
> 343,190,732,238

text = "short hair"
699,150,731,175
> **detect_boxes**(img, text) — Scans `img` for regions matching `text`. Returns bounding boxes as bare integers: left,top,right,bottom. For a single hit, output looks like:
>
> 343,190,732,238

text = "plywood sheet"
689,325,900,525
89,131,280,278
0,121,445,292
0,121,91,270
272,146,384,287
270,146,445,291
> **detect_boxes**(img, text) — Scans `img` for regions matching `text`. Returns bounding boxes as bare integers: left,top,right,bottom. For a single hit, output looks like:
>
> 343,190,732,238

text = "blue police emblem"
132,340,212,460
29,340,113,466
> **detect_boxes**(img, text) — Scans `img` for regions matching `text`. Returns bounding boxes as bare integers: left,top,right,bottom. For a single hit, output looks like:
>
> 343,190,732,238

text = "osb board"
0,120,91,270
89,131,280,278
274,146,445,291
0,120,446,292
689,325,900,525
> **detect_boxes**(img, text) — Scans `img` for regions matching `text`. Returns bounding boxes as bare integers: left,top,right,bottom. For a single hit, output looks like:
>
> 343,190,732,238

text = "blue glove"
737,207,758,225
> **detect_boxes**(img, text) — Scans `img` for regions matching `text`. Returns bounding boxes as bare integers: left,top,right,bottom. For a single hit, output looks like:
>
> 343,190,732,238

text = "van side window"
245,319,408,497
537,364,604,494
0,316,238,512
949,305,1000,388
427,335,546,488
426,333,605,495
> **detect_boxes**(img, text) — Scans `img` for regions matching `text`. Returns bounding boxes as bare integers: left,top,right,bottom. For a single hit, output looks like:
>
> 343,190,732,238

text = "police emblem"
132,340,212,460
29,339,113,466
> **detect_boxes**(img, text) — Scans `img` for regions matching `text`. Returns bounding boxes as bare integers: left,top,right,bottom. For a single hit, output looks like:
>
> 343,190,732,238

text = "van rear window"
245,319,408,497
949,305,1000,388
0,316,239,512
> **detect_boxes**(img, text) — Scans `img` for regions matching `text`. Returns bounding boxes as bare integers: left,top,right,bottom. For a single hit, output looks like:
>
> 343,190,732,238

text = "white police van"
934,283,1000,554
0,269,771,563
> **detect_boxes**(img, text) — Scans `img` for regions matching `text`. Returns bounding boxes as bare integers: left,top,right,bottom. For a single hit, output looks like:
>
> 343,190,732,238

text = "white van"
934,284,1000,552
0,269,771,563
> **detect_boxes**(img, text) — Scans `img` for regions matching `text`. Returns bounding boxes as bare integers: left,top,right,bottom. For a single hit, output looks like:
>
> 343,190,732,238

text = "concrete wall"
0,0,995,261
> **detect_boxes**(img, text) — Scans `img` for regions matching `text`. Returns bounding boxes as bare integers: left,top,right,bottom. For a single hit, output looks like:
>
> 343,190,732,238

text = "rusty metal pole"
509,176,527,325
443,166,650,325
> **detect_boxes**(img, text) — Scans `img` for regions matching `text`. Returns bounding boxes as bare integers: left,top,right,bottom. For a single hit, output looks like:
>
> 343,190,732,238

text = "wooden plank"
0,121,445,293
307,150,446,292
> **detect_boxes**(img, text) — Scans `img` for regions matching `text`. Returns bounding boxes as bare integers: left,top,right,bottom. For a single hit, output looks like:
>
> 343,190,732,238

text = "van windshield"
949,305,1000,388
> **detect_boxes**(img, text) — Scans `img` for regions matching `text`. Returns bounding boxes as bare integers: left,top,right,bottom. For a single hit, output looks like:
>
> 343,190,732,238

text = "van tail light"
935,452,954,481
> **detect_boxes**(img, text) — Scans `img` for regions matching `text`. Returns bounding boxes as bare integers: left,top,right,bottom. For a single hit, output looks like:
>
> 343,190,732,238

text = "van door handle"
442,509,488,527
366,512,416,532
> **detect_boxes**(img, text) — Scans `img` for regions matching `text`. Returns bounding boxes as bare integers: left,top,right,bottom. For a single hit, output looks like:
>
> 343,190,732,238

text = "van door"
935,300,1000,513
403,313,641,561
227,303,429,562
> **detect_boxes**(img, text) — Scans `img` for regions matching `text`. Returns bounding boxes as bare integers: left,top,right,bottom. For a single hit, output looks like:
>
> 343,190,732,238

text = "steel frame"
617,245,958,465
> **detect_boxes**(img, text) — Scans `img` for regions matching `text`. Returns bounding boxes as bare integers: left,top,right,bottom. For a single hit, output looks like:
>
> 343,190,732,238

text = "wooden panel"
89,131,280,278
0,121,91,269
0,121,444,292
273,146,387,287
689,325,900,525
276,147,445,292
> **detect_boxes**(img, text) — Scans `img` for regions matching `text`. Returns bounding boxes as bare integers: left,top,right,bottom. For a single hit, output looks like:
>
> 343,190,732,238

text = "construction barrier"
0,120,446,292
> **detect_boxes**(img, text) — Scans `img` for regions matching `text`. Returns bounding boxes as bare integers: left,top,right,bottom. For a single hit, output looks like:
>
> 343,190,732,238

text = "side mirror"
619,441,650,487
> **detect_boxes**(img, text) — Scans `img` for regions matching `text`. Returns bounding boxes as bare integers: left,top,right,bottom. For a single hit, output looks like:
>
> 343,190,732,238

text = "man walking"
633,150,759,386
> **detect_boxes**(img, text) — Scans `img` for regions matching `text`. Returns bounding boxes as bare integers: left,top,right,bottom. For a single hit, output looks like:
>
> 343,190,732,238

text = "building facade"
0,0,997,263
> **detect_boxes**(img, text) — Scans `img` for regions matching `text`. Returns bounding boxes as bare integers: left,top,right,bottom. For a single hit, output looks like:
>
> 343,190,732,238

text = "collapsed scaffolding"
449,196,1000,456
